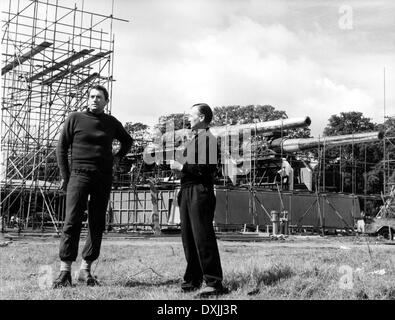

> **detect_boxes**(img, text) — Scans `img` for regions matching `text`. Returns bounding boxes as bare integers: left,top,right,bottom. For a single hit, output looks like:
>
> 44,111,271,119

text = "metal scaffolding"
383,128,395,195
1,0,127,231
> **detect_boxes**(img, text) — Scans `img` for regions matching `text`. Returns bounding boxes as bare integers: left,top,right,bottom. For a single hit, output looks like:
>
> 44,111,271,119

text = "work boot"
181,280,202,292
196,284,229,298
52,271,72,289
77,269,99,286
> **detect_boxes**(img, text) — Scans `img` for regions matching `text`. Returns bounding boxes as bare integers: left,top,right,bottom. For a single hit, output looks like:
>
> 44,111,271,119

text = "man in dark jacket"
170,103,228,297
53,84,133,288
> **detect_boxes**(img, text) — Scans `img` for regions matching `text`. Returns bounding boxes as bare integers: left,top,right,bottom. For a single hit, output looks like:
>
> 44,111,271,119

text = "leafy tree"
124,122,148,134
123,122,152,155
212,104,287,126
323,111,376,136
156,113,190,133
286,127,311,139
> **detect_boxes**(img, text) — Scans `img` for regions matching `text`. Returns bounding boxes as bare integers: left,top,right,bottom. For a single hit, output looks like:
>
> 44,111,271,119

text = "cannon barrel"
160,116,311,144
142,116,311,162
271,131,384,153
210,116,311,138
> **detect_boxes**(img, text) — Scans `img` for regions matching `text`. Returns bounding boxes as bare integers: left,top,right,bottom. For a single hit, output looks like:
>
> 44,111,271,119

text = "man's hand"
60,179,68,192
170,160,183,172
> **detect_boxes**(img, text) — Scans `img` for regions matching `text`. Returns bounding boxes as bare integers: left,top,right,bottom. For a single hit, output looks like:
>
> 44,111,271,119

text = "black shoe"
197,285,229,298
78,269,99,286
52,271,72,289
181,280,202,292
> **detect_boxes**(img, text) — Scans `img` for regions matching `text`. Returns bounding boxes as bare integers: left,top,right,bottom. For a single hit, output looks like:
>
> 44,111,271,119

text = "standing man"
170,103,228,298
53,84,133,288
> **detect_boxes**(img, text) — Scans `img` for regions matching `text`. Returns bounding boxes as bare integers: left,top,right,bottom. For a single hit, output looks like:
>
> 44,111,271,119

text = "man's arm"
114,120,133,161
56,116,73,190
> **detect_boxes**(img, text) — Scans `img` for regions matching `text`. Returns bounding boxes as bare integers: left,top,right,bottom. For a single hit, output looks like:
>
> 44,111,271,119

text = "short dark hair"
192,103,213,124
90,84,109,101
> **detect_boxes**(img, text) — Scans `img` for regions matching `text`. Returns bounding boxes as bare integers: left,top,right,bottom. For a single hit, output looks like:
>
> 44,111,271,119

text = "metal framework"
382,120,395,195
1,0,127,231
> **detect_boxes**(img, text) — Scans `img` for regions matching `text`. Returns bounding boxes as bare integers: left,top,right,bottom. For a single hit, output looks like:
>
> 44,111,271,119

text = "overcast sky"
84,0,394,136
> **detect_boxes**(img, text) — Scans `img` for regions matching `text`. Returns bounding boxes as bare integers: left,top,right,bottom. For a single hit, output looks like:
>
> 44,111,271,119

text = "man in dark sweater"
170,103,228,298
53,85,133,288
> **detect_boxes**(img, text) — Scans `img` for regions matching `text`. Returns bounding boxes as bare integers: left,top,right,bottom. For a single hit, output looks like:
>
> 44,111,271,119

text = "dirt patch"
1,232,394,249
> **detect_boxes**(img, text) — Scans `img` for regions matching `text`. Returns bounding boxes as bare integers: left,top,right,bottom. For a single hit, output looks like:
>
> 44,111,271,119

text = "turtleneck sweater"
56,110,133,180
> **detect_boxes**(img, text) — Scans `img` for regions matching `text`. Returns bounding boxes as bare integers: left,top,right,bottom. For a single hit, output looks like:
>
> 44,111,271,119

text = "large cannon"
141,118,384,166
270,131,384,153
145,116,311,156
210,116,311,138
155,116,311,147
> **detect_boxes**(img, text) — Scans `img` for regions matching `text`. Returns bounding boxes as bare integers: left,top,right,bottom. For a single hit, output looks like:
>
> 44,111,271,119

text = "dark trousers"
59,169,113,262
179,184,223,287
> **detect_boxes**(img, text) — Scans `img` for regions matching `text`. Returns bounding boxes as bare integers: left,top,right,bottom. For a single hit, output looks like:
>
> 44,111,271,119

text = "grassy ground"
0,233,394,300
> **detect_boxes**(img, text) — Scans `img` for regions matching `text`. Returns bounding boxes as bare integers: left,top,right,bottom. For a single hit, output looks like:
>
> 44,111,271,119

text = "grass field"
0,233,394,300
